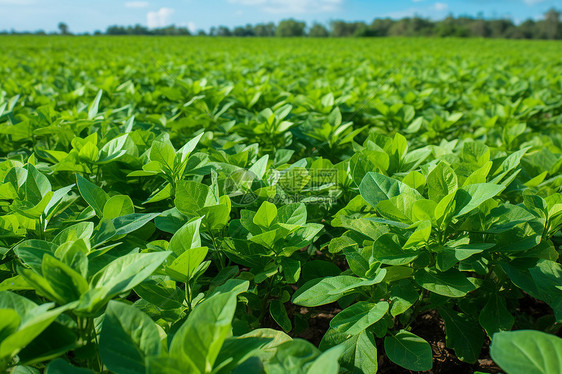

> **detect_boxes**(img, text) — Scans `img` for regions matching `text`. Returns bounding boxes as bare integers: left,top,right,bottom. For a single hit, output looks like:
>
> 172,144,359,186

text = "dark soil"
290,305,503,373
376,310,502,374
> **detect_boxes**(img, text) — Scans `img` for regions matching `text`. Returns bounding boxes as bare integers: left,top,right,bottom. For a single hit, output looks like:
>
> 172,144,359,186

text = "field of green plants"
0,36,561,373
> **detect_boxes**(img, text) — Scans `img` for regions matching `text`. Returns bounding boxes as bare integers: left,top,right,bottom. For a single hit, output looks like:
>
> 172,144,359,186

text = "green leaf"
103,195,134,219
319,329,377,374
384,330,433,371
170,286,247,373
490,330,562,374
177,132,203,163
292,273,386,307
359,172,421,208
17,322,76,366
436,242,493,272
373,234,418,265
439,307,484,363
453,183,505,217
166,246,208,282
174,181,212,215
501,259,562,322
389,279,419,317
479,294,514,338
99,301,161,374
0,294,69,364
24,164,51,205
112,213,160,237
414,268,476,297
214,333,273,374
330,301,388,335
269,300,291,332
77,252,170,315
169,217,202,256
41,255,89,304
46,359,93,373
88,90,103,119
0,309,20,342
307,345,344,374
265,339,320,373
427,162,458,202
76,174,109,217
253,201,277,229
277,203,307,226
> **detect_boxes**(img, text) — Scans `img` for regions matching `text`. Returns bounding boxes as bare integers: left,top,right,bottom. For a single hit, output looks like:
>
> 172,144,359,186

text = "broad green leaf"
306,345,344,374
384,330,433,371
76,174,109,217
166,246,208,282
292,273,386,307
373,234,418,265
103,195,134,219
329,301,388,335
453,183,505,217
414,268,476,297
479,294,514,338
149,141,175,169
175,181,212,215
46,359,94,373
99,301,161,374
439,307,484,363
427,162,458,202
170,286,247,373
253,201,277,229
490,330,562,374
169,217,202,256
359,172,421,208
269,300,291,332
389,279,419,316
77,251,171,315
41,255,89,304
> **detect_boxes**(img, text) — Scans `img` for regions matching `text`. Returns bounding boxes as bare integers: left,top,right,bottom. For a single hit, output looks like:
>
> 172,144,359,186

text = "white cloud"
383,2,449,19
228,0,343,14
125,1,149,8
147,7,174,28
187,21,196,32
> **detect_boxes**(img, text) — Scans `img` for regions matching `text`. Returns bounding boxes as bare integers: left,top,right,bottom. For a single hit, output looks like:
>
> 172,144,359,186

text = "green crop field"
0,36,561,373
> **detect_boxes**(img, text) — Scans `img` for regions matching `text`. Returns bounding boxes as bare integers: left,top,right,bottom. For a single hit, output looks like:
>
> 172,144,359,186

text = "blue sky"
0,0,559,33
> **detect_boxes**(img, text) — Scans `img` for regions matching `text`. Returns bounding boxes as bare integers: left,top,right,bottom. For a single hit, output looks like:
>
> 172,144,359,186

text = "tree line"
3,8,561,39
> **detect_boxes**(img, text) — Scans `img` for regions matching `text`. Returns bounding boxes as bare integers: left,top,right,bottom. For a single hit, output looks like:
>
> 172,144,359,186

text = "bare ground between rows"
270,305,504,374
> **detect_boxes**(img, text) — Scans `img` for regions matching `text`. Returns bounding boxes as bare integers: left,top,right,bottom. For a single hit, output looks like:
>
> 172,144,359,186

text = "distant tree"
543,8,561,39
50,9,562,39
58,22,70,35
517,20,538,39
233,26,247,36
233,24,255,37
254,22,276,37
370,18,394,36
276,19,306,37
197,30,207,36
106,25,127,35
330,20,366,37
488,19,513,38
217,26,232,36
388,19,409,36
309,23,329,37
469,18,489,37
